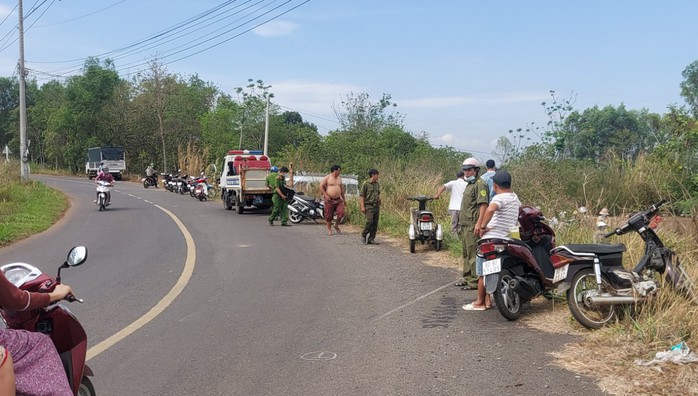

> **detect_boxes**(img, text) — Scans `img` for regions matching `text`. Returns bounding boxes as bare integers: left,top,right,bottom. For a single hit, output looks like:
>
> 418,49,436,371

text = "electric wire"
0,4,18,30
31,0,310,79
33,0,127,28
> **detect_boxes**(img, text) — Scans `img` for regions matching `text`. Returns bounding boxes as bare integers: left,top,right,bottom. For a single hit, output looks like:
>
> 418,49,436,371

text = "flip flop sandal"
462,303,486,311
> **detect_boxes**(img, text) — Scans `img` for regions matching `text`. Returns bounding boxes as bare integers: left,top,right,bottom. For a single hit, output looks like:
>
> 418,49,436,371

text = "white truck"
219,150,274,214
86,147,126,180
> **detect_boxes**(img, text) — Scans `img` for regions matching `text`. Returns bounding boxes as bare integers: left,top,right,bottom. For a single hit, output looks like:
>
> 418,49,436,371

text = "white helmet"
461,157,480,170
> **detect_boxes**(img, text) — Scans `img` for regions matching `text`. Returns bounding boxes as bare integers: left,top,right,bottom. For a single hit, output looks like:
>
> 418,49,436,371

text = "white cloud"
0,5,12,18
400,92,546,109
253,20,299,37
271,80,365,130
435,134,455,144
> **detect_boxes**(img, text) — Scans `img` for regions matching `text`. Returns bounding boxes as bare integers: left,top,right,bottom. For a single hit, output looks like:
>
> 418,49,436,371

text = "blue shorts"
476,256,484,277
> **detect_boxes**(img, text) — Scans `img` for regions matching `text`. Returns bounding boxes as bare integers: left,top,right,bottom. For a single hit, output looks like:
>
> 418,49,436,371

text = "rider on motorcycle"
95,167,114,206
145,163,157,186
0,272,76,395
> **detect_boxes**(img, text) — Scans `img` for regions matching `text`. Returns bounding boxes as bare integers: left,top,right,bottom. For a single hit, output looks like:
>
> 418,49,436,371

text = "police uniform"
268,174,289,225
458,178,489,281
360,180,381,242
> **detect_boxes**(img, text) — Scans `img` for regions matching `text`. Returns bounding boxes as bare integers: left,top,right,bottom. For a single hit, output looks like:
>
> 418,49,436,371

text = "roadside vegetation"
1,54,697,394
0,162,69,246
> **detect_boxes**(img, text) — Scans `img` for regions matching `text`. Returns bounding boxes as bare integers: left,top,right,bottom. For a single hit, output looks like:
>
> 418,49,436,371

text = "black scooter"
551,200,697,329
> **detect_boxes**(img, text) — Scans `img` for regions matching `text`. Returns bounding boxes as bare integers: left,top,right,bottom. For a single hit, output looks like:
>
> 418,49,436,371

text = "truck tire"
223,192,232,210
237,197,244,214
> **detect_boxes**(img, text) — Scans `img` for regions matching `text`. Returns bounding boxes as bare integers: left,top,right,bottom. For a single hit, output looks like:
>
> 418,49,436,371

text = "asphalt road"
0,176,604,396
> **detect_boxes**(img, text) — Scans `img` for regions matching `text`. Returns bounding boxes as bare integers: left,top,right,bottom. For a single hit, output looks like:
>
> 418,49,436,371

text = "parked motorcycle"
163,173,176,192
478,206,559,321
552,200,697,329
142,173,158,188
193,174,209,201
0,246,96,396
178,174,190,195
288,193,325,224
95,180,112,211
406,196,443,253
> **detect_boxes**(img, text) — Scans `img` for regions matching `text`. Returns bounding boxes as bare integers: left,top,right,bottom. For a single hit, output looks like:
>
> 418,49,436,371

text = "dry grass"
518,224,698,396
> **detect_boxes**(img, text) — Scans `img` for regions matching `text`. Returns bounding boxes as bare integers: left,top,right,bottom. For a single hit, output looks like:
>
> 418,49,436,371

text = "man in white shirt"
464,170,521,311
433,170,467,234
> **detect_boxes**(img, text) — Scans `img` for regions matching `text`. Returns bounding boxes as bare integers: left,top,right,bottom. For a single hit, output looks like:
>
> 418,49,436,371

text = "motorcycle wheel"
143,180,149,189
223,194,232,210
409,239,416,254
289,210,303,224
78,376,96,396
567,268,616,329
98,196,105,212
207,187,217,198
236,197,244,214
198,194,204,201
492,269,522,321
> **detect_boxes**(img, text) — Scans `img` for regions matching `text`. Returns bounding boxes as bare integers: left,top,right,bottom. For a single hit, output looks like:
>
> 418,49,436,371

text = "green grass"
0,162,69,246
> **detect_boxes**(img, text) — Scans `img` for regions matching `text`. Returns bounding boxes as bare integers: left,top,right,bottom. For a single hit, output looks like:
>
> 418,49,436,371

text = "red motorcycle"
477,206,566,321
0,246,95,396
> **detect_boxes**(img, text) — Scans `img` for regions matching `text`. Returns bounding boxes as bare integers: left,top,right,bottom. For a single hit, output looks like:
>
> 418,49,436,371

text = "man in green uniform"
268,166,291,226
457,158,489,289
360,168,381,244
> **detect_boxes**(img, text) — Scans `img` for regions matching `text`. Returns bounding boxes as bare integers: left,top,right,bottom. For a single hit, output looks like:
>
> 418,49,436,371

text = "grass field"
0,162,69,246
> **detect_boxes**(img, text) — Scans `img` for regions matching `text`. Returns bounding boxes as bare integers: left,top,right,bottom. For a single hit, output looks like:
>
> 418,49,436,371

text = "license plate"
482,258,501,276
253,196,263,204
420,222,432,231
553,264,569,283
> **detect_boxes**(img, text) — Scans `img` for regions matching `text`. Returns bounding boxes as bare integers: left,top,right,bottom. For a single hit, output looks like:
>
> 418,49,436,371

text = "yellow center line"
86,204,196,361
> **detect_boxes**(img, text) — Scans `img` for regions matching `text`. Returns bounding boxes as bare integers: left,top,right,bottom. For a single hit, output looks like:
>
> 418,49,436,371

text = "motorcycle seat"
560,244,626,255
296,195,316,203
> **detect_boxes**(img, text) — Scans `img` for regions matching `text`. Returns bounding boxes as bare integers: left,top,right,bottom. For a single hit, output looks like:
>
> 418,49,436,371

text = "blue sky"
0,0,695,160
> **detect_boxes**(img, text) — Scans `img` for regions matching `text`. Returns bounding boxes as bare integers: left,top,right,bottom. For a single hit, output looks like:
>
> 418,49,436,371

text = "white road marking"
86,204,196,361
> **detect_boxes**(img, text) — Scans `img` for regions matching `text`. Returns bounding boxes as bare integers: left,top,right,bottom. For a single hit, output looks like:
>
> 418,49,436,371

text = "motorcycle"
193,174,209,201
142,173,158,188
477,206,559,321
163,173,176,192
288,193,325,224
406,196,443,253
0,246,96,396
178,174,190,195
95,180,112,211
552,200,698,329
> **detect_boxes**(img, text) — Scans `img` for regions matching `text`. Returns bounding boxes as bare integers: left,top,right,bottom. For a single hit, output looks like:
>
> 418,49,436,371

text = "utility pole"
263,94,270,156
18,0,29,180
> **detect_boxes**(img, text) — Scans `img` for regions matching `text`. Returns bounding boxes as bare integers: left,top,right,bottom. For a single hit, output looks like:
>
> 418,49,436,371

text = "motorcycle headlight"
3,267,31,287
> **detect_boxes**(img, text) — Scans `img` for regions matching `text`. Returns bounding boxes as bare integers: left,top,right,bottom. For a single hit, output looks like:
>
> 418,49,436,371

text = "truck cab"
219,150,273,214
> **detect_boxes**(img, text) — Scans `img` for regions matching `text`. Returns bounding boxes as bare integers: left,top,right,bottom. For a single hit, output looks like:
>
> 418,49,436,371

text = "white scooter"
95,180,112,211
406,195,443,253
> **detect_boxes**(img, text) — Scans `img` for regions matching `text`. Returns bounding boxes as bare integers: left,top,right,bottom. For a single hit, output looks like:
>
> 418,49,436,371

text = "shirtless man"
319,164,346,236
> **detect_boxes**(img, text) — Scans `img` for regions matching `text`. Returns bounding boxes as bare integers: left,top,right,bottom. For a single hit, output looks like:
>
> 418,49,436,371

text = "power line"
0,4,18,30
33,0,127,28
32,0,310,79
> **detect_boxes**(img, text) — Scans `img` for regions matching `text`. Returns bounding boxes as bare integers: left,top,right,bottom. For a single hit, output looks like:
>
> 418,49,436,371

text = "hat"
599,208,609,216
461,157,480,170
596,220,607,229
492,170,512,188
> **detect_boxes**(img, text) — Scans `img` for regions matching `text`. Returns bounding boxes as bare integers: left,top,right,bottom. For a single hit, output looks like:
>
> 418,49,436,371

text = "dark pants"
461,221,477,279
362,206,380,241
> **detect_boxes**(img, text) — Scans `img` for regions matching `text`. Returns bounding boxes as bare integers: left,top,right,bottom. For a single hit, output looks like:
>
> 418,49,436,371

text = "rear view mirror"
67,246,88,267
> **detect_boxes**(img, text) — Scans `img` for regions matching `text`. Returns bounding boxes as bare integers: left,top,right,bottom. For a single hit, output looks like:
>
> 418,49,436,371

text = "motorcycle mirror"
66,246,88,267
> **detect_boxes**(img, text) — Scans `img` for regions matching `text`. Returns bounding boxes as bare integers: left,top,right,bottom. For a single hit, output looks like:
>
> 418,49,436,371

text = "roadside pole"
263,95,270,157
18,0,29,180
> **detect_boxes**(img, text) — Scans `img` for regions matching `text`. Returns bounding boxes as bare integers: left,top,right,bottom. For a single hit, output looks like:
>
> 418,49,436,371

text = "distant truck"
86,147,126,180
219,150,273,214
